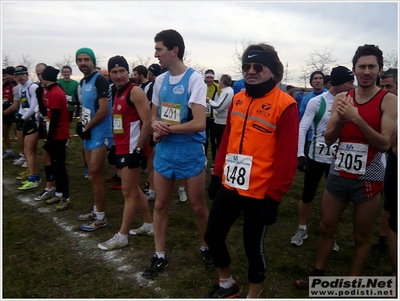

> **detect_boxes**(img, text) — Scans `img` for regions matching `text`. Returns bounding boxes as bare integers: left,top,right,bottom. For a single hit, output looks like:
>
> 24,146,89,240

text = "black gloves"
15,114,24,131
208,175,222,200
128,147,143,169
257,195,280,225
297,156,306,172
76,122,91,140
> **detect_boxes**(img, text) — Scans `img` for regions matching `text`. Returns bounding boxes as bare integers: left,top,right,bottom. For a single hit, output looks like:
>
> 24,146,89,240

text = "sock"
117,232,127,241
219,276,233,289
178,187,185,191
299,224,307,230
34,173,41,182
200,246,207,252
55,192,63,198
96,211,105,220
313,268,325,276
28,175,36,182
19,152,24,157
45,165,53,182
143,223,153,230
148,189,154,196
156,252,165,259
93,205,97,213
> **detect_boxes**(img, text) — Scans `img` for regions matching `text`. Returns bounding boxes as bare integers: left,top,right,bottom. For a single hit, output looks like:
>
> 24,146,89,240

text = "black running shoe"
142,255,168,278
201,249,216,271
203,281,241,298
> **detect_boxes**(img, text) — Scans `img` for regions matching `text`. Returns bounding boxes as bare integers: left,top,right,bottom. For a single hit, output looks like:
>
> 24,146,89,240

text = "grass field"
2,121,393,298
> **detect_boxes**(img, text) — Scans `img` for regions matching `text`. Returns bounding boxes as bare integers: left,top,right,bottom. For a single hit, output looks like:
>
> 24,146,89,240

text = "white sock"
156,252,165,259
178,187,185,191
96,211,105,220
219,276,233,289
55,192,63,197
299,224,307,230
117,232,127,241
148,189,154,196
93,205,97,213
200,246,207,252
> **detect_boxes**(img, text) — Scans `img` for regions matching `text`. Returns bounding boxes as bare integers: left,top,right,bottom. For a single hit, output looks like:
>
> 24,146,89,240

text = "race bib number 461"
224,154,253,190
334,142,368,175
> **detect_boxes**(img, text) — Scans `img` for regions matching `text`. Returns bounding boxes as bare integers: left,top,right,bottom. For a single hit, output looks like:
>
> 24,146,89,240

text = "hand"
208,175,222,200
257,195,280,225
128,147,143,169
76,122,91,140
152,120,170,136
337,95,358,122
297,156,306,172
15,114,24,130
153,132,163,144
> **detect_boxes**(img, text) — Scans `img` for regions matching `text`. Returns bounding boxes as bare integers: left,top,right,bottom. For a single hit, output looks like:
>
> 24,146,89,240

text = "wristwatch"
134,146,143,153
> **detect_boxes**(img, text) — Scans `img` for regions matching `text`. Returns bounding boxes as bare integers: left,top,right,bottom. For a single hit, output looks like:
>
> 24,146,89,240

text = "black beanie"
41,66,60,82
108,55,129,73
309,71,324,86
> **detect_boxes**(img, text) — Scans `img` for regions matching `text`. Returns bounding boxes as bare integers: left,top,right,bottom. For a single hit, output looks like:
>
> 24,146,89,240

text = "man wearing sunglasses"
204,43,299,298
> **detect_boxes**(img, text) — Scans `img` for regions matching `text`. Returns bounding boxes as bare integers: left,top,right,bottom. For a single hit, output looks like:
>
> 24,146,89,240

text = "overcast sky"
1,1,398,86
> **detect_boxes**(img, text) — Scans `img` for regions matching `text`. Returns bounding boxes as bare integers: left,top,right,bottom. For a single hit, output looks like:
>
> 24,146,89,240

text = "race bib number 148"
224,153,253,190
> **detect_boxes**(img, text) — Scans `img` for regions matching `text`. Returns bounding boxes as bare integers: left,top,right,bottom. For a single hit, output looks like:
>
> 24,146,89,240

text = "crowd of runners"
2,28,397,298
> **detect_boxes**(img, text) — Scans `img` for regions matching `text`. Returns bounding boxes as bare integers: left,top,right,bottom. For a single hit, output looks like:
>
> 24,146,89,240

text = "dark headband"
243,50,277,74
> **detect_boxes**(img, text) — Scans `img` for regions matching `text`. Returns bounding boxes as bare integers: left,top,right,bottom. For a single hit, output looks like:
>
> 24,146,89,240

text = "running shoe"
110,183,121,190
203,281,241,298
77,208,96,221
201,249,216,271
129,225,154,236
142,255,168,278
46,196,62,205
80,217,108,231
16,169,29,180
98,233,128,251
140,181,150,192
146,190,155,201
291,227,308,247
294,274,311,289
21,161,28,168
34,187,55,201
178,189,188,202
3,151,15,159
333,236,340,252
18,181,39,190
13,156,26,166
105,174,120,182
55,198,72,211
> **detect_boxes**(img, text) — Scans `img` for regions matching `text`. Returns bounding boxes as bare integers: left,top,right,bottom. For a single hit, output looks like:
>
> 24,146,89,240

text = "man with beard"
75,47,113,231
295,44,397,288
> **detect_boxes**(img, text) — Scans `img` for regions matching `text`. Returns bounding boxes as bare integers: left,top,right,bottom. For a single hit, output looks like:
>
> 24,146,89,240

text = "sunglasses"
242,63,266,73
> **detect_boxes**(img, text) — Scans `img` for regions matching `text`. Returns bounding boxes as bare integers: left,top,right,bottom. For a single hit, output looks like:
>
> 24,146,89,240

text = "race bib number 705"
224,153,253,190
334,142,368,175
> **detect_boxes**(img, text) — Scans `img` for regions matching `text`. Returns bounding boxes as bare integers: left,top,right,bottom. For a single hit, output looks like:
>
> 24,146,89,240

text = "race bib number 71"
224,153,253,190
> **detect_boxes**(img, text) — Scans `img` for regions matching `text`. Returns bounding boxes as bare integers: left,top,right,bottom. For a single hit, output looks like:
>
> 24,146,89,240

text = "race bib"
160,101,181,125
315,136,338,159
206,102,211,118
113,114,124,134
224,153,253,190
334,142,368,175
81,107,91,126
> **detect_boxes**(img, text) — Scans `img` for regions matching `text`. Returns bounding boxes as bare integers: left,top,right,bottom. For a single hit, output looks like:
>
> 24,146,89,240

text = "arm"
47,108,60,140
298,98,317,157
3,100,20,115
209,89,233,112
21,85,38,120
324,93,347,146
130,86,152,148
266,103,299,201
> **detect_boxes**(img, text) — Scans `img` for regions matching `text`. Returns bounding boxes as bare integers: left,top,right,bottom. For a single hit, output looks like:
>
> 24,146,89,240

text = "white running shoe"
98,233,128,251
129,225,154,236
178,189,187,202
13,156,26,166
291,227,308,247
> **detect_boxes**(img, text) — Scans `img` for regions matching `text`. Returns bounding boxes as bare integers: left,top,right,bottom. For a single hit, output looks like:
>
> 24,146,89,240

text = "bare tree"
228,39,254,78
297,66,309,89
54,54,75,74
2,53,14,68
184,50,206,74
305,47,337,76
18,54,35,81
384,50,398,69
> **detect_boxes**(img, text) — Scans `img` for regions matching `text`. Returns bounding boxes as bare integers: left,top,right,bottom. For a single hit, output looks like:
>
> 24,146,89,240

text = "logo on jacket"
235,99,243,106
173,85,185,95
261,103,272,110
